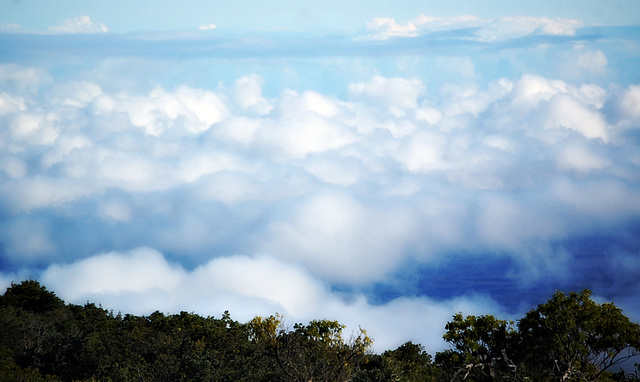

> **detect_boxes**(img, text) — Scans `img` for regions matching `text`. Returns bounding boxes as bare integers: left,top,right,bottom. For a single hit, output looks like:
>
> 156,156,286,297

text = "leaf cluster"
2,282,640,382
436,290,640,382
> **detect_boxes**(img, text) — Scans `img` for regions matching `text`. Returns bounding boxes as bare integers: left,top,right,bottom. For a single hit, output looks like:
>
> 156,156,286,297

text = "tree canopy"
518,290,640,381
436,290,640,382
1,281,639,381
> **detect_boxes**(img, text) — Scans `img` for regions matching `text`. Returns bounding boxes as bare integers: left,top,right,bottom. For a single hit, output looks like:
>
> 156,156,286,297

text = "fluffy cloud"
616,84,640,123
1,24,640,353
479,16,582,40
261,190,420,284
1,176,97,213
1,65,638,274
365,17,421,40
0,23,20,31
41,248,185,301
540,94,609,142
0,92,27,114
198,23,218,31
231,74,273,116
48,16,108,34
348,76,425,117
37,247,506,351
363,14,582,41
365,15,485,40
112,86,229,136
0,64,50,92
555,142,611,173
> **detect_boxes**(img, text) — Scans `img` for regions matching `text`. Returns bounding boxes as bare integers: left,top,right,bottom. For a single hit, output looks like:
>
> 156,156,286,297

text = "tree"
381,341,436,382
352,342,436,382
518,290,640,382
1,280,64,314
249,315,372,382
436,314,518,381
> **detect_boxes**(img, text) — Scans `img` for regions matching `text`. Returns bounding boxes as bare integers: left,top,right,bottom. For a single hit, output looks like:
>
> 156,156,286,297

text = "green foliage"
0,346,61,381
249,315,372,382
518,290,640,382
436,290,640,382
1,280,64,314
436,314,518,381
352,342,438,382
381,341,437,382
2,282,640,382
1,281,280,381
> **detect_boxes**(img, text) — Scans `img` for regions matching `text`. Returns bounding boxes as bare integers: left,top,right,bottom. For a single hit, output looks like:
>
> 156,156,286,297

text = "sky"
1,0,640,352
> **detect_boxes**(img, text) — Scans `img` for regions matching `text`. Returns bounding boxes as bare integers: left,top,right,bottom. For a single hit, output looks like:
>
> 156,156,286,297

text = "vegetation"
1,281,639,381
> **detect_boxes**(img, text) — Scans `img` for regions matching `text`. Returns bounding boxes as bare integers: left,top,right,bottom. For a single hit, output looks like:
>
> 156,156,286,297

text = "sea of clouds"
1,15,639,351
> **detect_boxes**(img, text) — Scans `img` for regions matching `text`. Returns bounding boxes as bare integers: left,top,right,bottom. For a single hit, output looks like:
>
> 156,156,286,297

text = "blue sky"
3,0,640,32
1,1,640,352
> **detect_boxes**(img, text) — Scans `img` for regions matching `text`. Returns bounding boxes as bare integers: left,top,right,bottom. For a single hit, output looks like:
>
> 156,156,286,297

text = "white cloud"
509,74,569,110
396,129,449,172
577,49,608,73
212,116,262,147
41,134,93,168
112,86,229,136
50,81,103,108
491,75,610,144
345,294,508,352
189,254,329,316
0,64,50,92
0,92,27,115
97,198,133,222
617,84,640,121
0,176,97,212
281,90,342,118
2,217,56,260
414,14,485,30
198,23,218,31
34,248,507,352
231,74,273,116
540,94,609,142
365,17,420,40
415,106,443,125
480,16,581,40
194,171,263,205
578,84,607,109
9,113,57,145
175,150,254,183
1,52,640,343
175,86,229,128
0,157,28,179
362,14,582,41
364,14,486,40
301,155,365,186
49,16,108,34
556,143,611,173
261,190,419,284
254,91,357,158
41,248,185,301
475,193,571,251
0,23,20,31
0,67,635,258
349,76,425,117
551,178,640,224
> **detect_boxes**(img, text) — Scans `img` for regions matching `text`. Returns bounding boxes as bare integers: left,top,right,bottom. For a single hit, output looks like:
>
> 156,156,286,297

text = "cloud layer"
364,14,582,41
48,16,108,34
37,247,505,351
1,14,640,352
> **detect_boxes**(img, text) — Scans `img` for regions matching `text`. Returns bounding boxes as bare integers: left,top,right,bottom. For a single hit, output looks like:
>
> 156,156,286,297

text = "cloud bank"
1,14,640,352
363,14,582,41
49,16,108,34
38,247,505,351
